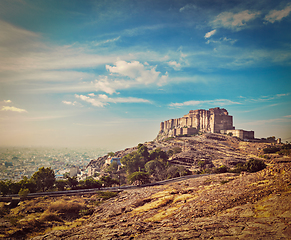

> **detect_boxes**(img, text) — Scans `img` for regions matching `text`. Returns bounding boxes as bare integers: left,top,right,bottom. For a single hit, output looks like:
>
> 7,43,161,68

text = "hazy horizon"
1,0,290,150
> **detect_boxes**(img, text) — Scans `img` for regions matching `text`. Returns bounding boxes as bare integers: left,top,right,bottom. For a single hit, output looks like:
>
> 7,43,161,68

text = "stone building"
220,129,254,139
158,107,254,139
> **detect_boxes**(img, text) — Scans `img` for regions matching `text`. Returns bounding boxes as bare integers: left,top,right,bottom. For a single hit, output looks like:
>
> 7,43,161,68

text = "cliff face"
157,107,234,140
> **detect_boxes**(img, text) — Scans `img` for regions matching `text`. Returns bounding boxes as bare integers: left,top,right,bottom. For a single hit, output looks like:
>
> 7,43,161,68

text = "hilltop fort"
157,107,254,140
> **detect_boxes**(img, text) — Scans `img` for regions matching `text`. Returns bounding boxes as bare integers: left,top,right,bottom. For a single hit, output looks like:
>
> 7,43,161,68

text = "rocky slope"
87,133,273,172
33,161,291,239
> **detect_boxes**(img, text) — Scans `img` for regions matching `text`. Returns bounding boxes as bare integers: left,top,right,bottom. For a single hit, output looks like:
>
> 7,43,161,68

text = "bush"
128,172,150,185
244,159,266,173
47,200,85,218
39,212,63,222
213,165,228,173
55,180,67,191
166,165,190,179
263,146,280,154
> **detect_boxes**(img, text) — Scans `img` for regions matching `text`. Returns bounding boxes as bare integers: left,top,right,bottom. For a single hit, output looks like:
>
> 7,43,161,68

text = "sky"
0,0,290,150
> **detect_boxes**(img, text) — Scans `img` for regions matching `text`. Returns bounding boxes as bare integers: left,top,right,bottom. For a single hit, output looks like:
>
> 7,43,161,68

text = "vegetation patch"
95,191,118,200
0,191,119,239
132,195,174,213
173,194,195,204
146,205,180,222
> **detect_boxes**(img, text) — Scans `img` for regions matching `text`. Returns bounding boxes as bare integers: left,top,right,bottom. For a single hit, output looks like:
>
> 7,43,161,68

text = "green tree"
121,151,146,174
128,172,150,185
19,176,37,193
145,160,166,181
149,148,168,162
9,181,22,194
100,176,118,187
108,152,115,157
106,161,119,173
84,177,102,189
31,167,55,192
0,180,10,196
137,144,149,160
67,176,78,189
55,179,67,191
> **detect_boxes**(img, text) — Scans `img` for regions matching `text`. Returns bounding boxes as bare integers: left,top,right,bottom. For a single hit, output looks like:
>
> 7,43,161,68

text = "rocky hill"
33,161,291,239
87,133,273,172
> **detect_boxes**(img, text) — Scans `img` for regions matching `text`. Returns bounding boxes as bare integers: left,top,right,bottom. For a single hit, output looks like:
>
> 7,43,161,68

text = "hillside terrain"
33,162,291,239
88,133,274,172
1,134,290,239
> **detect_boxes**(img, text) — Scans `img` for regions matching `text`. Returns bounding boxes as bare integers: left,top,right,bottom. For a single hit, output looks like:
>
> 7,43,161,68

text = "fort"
157,107,254,140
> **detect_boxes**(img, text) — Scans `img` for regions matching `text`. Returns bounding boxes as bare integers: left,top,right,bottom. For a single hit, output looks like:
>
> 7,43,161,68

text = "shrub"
47,200,85,215
39,212,63,222
244,159,266,173
263,146,280,154
166,165,190,179
18,188,30,198
213,165,228,173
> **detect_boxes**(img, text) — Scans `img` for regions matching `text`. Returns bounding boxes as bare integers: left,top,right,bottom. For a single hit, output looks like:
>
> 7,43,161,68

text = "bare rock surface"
33,162,291,239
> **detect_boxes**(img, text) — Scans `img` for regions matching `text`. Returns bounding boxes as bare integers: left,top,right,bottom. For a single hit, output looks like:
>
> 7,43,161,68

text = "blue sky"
0,0,290,150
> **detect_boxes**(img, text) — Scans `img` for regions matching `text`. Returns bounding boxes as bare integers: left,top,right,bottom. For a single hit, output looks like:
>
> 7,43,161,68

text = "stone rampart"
159,107,234,138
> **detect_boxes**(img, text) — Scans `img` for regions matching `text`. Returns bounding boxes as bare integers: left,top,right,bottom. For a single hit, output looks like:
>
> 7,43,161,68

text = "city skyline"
0,0,290,150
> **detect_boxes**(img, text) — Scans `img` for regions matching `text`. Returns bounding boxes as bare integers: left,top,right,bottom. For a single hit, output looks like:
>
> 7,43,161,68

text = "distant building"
105,157,121,165
87,166,96,177
70,166,80,177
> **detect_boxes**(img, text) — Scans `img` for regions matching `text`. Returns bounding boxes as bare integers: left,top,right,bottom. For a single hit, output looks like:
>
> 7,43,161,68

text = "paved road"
1,174,210,201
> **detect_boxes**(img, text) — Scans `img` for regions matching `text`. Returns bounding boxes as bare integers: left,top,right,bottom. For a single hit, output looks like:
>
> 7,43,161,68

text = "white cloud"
106,60,161,85
222,37,237,44
264,4,291,23
62,100,77,106
94,76,117,95
4,100,11,103
0,20,120,84
204,29,217,39
247,92,290,102
169,99,241,108
92,36,121,46
75,94,106,107
211,10,260,31
1,106,27,113
179,4,197,12
106,97,151,104
75,94,151,107
168,61,181,70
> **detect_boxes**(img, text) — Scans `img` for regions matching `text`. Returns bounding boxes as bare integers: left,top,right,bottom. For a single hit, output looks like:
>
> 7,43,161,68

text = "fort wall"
157,107,253,140
159,107,234,136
